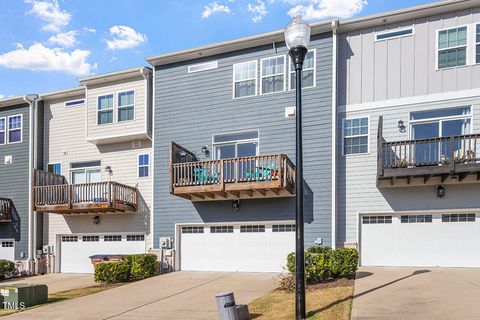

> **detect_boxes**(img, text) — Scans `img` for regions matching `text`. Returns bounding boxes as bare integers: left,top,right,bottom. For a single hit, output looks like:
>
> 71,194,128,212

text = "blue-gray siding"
0,103,30,260
153,32,333,249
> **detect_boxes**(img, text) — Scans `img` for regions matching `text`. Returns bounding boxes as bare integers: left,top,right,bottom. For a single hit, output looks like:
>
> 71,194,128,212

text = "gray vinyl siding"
0,103,30,260
336,95,480,245
338,7,480,106
154,32,333,249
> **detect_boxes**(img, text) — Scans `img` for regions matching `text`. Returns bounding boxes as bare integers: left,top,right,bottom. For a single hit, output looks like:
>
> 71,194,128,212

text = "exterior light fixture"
437,185,446,198
202,145,210,157
284,15,311,320
398,120,406,133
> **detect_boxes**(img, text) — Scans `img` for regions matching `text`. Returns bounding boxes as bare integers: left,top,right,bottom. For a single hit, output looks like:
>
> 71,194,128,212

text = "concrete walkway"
352,267,480,320
4,271,277,320
1,273,95,294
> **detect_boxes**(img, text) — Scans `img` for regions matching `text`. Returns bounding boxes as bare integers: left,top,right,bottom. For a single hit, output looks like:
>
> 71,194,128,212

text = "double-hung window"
260,56,285,94
476,24,480,64
118,90,134,122
97,94,114,125
343,117,369,155
48,163,62,175
233,61,257,98
0,118,5,145
438,26,467,69
8,115,22,143
138,154,149,178
290,49,315,89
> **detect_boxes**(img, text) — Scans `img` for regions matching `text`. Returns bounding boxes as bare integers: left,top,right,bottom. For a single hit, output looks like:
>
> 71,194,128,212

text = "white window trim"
260,55,286,95
117,90,136,123
374,27,415,42
7,114,23,144
138,153,150,178
232,60,258,99
342,116,370,156
408,107,473,140
289,48,316,90
188,61,218,73
64,99,85,108
212,129,260,160
436,24,470,71
0,117,5,145
69,162,102,183
96,93,115,126
475,23,480,65
48,162,62,175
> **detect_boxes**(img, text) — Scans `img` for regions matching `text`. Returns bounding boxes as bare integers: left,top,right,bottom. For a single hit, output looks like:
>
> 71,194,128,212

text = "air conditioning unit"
159,237,172,249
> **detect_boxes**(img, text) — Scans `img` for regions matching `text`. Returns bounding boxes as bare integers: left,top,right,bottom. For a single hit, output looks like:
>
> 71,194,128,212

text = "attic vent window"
188,61,218,73
375,28,414,41
65,99,85,107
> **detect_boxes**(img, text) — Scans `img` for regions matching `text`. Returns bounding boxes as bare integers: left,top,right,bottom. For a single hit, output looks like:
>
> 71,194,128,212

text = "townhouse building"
336,0,480,267
148,21,336,272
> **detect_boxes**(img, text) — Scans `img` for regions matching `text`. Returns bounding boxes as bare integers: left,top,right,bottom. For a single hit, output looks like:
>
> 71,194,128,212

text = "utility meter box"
0,284,48,310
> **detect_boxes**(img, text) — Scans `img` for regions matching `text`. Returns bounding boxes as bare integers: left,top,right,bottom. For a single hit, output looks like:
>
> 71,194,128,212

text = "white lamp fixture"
284,16,311,50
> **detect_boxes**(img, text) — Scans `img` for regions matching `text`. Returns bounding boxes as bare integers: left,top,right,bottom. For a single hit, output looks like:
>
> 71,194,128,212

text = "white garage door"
361,213,480,267
0,240,15,261
180,223,295,272
60,234,146,273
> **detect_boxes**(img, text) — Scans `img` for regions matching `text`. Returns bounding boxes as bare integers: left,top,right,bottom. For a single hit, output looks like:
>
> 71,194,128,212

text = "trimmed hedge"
286,247,358,284
0,260,15,279
94,254,159,284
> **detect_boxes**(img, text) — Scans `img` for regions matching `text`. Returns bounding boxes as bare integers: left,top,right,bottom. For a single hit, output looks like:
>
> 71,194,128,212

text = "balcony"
33,170,138,214
170,142,296,201
377,116,480,187
0,198,12,222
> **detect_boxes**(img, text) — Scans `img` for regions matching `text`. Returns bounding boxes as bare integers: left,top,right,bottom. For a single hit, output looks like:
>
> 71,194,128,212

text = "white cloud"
47,30,78,47
248,1,268,22
83,27,96,33
202,2,231,18
0,95,4,99
0,43,96,76
286,0,367,20
25,0,71,32
105,25,147,50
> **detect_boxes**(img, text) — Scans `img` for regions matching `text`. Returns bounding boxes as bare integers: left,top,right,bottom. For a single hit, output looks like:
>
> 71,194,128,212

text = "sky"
0,0,435,97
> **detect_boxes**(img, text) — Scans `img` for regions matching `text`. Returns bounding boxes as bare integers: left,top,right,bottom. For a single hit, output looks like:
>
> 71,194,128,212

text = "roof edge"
79,66,152,85
39,86,85,101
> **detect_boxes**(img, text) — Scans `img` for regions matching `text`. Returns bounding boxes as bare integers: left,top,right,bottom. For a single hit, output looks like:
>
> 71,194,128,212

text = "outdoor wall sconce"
398,120,406,133
104,165,113,176
202,145,210,158
232,200,240,211
93,215,100,225
436,185,446,198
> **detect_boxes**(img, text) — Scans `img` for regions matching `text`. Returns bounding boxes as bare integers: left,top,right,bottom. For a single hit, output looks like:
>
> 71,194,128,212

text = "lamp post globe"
284,15,310,320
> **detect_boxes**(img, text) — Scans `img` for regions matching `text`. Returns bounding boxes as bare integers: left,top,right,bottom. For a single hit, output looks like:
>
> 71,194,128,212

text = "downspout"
23,94,38,275
331,20,339,250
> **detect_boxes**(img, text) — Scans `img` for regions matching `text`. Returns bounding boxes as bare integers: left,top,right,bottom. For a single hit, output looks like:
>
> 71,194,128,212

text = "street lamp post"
284,16,311,320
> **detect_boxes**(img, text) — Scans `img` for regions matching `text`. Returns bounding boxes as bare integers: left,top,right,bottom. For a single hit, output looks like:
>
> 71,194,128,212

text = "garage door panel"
180,224,295,272
361,214,480,267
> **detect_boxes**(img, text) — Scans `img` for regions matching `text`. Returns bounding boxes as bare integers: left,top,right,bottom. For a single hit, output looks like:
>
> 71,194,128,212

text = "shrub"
125,254,158,281
94,262,130,284
0,260,15,279
330,248,359,279
277,273,296,292
285,247,359,285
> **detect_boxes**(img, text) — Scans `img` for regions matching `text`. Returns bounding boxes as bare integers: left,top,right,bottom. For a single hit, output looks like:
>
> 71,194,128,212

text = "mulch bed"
306,278,354,291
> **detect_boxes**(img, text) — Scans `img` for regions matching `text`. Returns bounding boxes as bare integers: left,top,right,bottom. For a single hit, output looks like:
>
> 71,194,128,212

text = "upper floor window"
48,163,62,175
8,115,22,143
138,154,149,178
97,94,114,125
188,61,218,73
290,49,315,90
65,99,85,107
233,60,257,98
343,117,369,155
438,26,467,69
0,118,5,145
260,55,285,94
476,24,480,64
118,90,135,122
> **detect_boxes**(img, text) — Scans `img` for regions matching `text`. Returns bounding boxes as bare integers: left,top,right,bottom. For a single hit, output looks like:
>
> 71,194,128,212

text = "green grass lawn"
249,279,354,320
0,284,122,317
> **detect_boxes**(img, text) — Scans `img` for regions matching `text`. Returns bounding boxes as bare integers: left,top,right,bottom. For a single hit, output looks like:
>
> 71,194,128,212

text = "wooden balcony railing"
34,181,138,214
377,116,480,186
0,198,12,222
170,142,295,201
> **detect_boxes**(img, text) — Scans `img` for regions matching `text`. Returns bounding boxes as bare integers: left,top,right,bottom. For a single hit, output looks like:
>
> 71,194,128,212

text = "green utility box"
0,284,48,310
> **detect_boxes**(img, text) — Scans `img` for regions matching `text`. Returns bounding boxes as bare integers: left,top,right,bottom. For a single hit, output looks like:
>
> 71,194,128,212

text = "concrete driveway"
3,271,277,320
352,267,480,320
1,273,95,294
